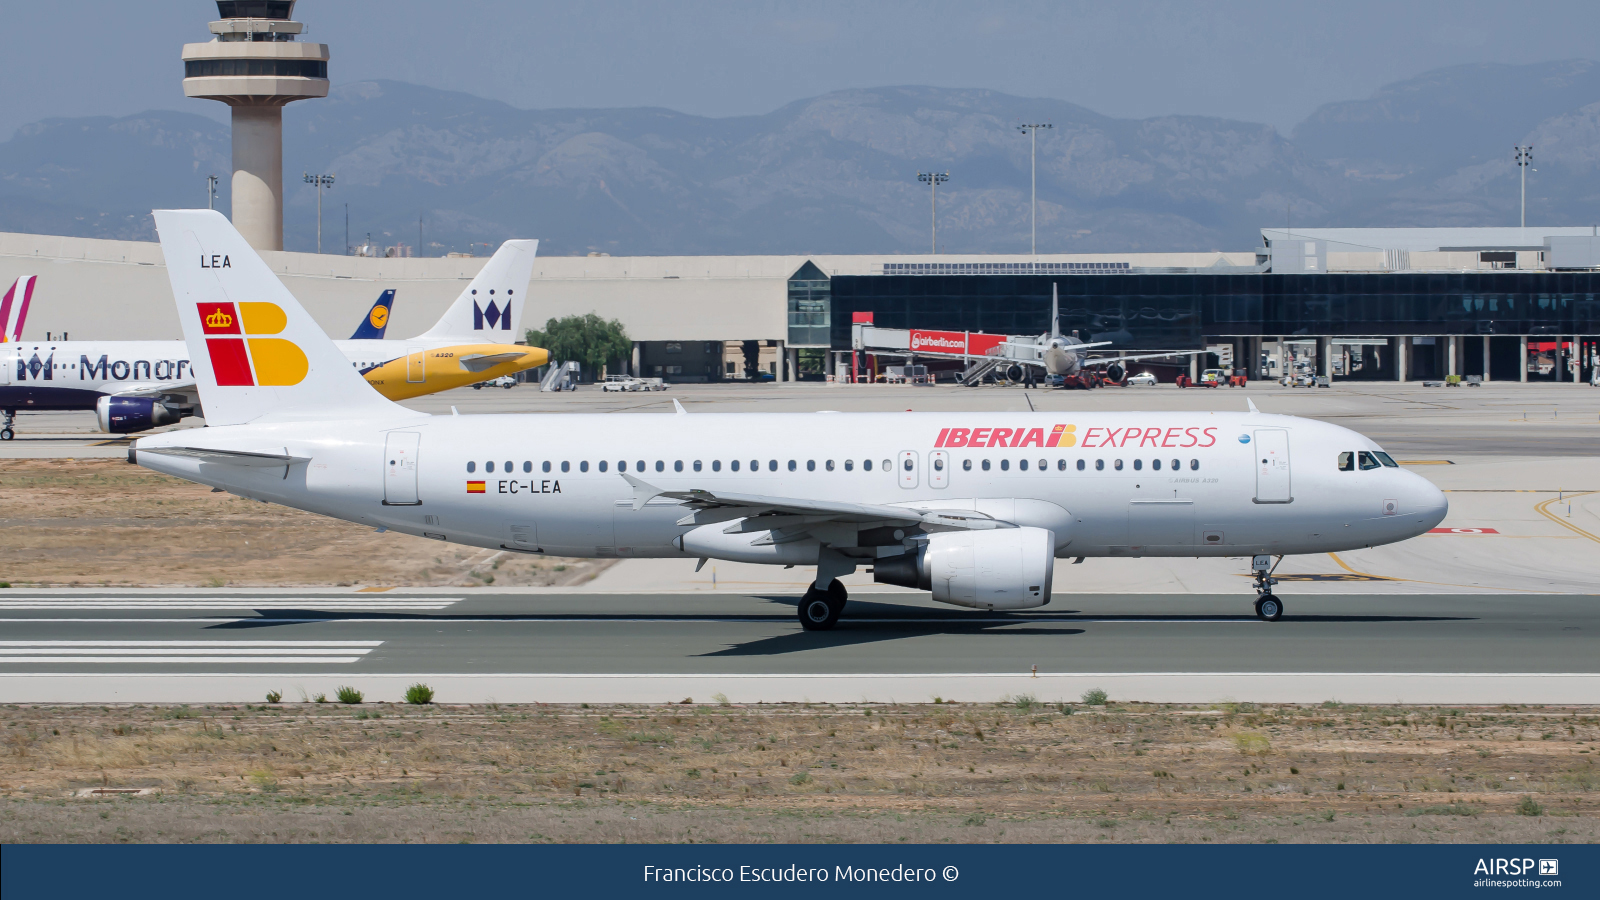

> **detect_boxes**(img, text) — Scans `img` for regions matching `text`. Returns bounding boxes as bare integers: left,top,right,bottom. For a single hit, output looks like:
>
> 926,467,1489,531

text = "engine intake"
874,526,1055,610
95,396,186,434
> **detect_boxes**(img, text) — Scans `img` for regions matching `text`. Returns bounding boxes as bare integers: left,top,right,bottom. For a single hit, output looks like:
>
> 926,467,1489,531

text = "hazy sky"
3,0,1596,139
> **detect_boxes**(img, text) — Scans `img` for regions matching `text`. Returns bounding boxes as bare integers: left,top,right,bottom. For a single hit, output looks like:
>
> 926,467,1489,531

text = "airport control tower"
182,1,329,251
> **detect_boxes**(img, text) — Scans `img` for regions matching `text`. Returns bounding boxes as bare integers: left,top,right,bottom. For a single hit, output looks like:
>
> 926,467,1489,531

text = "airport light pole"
206,174,219,211
1514,146,1533,228
1017,123,1051,255
918,171,949,254
303,173,335,254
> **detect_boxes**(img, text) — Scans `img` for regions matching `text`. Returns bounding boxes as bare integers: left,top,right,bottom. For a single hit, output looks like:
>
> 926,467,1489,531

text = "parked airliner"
132,211,1448,629
0,240,543,440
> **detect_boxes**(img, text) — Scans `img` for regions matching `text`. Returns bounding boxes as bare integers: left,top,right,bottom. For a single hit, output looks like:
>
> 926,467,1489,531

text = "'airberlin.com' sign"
909,330,1007,356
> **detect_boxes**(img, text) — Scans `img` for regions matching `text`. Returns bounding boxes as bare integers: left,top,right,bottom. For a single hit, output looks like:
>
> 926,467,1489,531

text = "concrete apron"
3,672,1597,706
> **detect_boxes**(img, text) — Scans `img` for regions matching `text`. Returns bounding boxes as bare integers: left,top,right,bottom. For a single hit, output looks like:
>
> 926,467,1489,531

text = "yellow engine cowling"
362,343,550,400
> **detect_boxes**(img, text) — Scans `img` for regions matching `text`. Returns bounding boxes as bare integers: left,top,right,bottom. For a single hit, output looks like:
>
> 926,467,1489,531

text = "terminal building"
0,226,1596,385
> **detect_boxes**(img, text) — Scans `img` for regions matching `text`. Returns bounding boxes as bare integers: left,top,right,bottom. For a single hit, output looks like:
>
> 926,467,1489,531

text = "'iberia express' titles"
935,424,1219,449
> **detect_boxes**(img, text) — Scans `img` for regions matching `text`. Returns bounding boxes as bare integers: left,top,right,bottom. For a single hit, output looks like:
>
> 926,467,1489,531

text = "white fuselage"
132,410,1448,561
0,338,478,409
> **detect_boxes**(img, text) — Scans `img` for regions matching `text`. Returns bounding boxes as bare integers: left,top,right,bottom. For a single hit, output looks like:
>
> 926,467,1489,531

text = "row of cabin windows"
1338,451,1399,471
465,457,1203,474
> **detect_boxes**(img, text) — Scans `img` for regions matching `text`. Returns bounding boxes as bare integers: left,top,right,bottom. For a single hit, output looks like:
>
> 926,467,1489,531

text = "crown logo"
206,309,233,329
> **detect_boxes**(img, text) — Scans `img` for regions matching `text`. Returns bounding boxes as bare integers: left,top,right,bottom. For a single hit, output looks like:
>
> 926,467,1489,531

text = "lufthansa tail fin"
0,276,36,343
152,209,405,426
348,289,396,339
414,239,538,342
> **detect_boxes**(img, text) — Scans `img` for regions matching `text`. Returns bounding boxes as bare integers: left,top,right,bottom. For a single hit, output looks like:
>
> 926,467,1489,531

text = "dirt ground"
0,458,610,588
1,701,1594,844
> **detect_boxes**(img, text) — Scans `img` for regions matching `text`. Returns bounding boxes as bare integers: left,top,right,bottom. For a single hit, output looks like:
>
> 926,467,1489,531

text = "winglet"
621,472,665,510
1247,398,1259,414
672,398,687,415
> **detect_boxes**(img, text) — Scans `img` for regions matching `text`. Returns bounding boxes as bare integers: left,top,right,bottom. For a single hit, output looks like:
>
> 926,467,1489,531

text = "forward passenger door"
1253,429,1292,503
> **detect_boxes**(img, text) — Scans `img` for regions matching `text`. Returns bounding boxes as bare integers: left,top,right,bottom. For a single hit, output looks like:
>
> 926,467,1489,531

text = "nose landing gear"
798,579,848,631
1,408,15,441
1251,554,1284,621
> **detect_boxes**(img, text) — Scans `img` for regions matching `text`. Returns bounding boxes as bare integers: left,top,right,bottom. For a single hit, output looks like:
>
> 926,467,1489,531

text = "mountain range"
1,59,1596,256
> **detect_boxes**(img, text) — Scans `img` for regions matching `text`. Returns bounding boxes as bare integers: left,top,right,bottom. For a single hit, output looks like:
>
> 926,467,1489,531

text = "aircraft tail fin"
152,209,405,426
0,276,36,343
348,289,396,340
415,239,538,342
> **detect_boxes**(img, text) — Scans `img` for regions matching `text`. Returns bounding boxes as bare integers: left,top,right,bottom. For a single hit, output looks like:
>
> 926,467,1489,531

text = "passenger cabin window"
768,460,778,472
881,459,891,471
1075,459,1084,471
712,460,721,472
981,459,991,471
542,461,551,473
826,460,835,471
656,461,665,472
1170,459,1179,471
1190,459,1199,470
806,460,815,471
580,461,589,472
962,459,971,471
1019,459,1029,471
1038,459,1047,471
789,460,798,471
523,461,532,473
503,461,512,473
637,460,645,472
1113,459,1124,471
599,460,609,472
467,461,476,473
1358,451,1382,471
1133,459,1143,471
731,460,740,472
1338,452,1355,471
693,460,702,472
750,459,759,471
561,461,570,473
864,460,872,471
1000,459,1010,471
486,461,495,473
1095,459,1104,471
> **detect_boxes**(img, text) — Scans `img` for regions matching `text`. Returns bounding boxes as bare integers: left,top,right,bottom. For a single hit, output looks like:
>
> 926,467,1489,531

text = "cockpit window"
1373,451,1399,468
1338,451,1354,472
1358,451,1382,471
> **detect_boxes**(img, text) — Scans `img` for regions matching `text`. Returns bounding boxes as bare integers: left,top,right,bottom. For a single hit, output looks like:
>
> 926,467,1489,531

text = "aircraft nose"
1410,475,1449,532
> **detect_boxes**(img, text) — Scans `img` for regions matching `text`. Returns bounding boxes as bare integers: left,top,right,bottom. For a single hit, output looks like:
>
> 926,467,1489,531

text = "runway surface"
3,590,1596,704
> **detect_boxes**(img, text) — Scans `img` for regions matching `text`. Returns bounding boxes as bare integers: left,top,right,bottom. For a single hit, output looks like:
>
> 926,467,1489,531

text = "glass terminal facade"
829,272,1600,349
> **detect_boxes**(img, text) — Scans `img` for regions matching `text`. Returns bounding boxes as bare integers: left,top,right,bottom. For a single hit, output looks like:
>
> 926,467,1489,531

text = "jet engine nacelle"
1105,363,1125,383
95,396,184,434
873,526,1055,610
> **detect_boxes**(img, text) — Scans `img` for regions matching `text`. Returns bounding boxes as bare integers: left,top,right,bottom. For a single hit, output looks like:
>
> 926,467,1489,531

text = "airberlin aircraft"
133,210,1448,629
0,240,544,440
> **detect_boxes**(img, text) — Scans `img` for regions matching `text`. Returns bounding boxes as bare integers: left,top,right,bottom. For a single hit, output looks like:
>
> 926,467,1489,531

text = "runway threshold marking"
0,640,382,665
1535,491,1600,546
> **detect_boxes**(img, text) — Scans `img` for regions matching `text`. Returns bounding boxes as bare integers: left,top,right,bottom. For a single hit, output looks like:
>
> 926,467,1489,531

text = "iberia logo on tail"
197,301,309,386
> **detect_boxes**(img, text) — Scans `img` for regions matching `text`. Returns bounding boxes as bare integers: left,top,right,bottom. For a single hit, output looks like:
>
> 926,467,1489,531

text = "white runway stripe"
0,657,368,664
0,598,458,610
0,640,381,666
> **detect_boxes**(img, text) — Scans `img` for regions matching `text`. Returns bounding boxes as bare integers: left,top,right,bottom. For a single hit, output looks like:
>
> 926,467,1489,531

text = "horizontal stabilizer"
137,446,309,467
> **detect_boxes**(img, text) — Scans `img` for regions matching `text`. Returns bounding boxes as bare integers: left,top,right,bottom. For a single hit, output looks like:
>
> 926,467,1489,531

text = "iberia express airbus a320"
132,210,1448,629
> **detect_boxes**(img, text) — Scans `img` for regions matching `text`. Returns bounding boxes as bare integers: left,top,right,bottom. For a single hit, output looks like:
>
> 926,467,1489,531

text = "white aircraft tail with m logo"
415,240,538,343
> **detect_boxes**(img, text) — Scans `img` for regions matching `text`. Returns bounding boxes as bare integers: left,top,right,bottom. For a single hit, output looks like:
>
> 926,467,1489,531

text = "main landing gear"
1251,554,1284,622
798,579,849,631
1,409,14,441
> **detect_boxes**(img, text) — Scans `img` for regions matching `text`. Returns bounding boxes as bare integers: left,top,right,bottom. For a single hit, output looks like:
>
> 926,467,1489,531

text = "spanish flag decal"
467,481,486,494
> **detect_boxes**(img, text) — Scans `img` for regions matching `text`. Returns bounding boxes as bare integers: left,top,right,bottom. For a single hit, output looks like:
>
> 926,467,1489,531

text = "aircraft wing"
1080,349,1208,367
621,473,1013,533
104,381,199,399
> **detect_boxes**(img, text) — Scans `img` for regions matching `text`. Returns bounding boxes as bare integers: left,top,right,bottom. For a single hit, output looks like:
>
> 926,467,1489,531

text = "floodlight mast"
1514,146,1533,228
917,171,950,254
303,173,335,254
1017,123,1051,255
